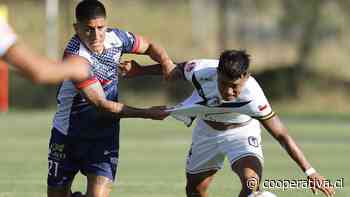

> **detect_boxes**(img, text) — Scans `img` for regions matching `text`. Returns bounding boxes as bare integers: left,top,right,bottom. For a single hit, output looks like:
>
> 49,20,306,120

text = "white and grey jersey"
179,59,275,124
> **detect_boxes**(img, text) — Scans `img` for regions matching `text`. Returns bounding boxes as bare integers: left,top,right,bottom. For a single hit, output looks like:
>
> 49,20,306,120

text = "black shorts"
47,128,118,187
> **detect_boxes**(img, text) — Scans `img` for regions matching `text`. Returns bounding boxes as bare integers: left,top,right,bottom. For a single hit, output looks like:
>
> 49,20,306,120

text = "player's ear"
73,23,79,34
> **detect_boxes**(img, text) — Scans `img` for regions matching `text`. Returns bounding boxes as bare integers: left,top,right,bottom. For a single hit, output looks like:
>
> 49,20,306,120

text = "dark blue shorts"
47,128,118,187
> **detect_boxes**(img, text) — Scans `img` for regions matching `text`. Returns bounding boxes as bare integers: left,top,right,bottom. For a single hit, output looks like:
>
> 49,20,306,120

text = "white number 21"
48,160,59,177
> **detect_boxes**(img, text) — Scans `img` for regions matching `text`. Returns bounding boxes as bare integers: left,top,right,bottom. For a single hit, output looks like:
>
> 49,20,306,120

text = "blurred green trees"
3,0,349,108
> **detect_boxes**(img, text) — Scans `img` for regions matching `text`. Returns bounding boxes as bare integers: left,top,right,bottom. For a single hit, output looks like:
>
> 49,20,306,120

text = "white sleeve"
244,78,275,120
0,20,17,57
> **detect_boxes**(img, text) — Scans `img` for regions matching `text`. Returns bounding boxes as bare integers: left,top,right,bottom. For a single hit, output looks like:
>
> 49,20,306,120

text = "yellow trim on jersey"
254,111,276,121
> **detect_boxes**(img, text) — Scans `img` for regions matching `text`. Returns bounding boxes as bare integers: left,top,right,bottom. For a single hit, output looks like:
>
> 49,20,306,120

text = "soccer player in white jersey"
0,18,89,84
47,1,175,197
119,50,335,197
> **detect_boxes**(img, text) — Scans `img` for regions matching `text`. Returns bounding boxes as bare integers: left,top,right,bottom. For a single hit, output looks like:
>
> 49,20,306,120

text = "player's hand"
308,173,335,197
146,106,170,120
118,60,142,78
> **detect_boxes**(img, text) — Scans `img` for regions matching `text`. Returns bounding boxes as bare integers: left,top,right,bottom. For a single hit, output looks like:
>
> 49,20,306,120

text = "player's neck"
91,47,104,54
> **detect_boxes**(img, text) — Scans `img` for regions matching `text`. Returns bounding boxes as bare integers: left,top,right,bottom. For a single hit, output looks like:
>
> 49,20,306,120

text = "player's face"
217,72,249,101
75,17,106,54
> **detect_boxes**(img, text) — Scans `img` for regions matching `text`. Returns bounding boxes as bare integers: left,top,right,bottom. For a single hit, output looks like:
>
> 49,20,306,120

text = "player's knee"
196,180,211,193
47,185,71,197
86,175,112,197
186,184,201,197
241,174,260,193
232,156,262,194
186,180,210,197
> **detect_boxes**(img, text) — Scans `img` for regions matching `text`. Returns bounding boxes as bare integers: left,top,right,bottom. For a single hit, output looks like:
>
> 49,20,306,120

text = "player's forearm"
118,105,155,119
99,100,153,119
138,63,163,76
80,82,152,119
34,62,72,84
139,62,185,81
98,100,123,115
5,42,70,84
37,56,89,84
275,133,312,172
262,115,313,173
145,42,176,80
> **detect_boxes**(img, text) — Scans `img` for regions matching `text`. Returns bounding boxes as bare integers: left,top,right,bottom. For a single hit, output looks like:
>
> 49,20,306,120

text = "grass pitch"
0,111,349,197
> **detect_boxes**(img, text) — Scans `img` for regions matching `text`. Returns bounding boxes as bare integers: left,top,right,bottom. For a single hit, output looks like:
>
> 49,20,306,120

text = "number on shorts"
48,160,59,177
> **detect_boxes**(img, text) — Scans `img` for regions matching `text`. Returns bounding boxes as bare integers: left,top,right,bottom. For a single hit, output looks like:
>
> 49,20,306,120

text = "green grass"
0,111,349,197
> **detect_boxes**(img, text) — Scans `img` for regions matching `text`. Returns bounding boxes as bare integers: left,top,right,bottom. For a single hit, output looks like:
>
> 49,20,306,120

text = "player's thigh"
47,181,72,197
48,128,78,197
86,174,113,197
187,121,226,174
224,120,264,178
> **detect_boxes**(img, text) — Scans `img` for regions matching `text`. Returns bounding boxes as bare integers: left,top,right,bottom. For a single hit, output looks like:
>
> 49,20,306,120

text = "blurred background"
2,0,350,113
0,1,349,197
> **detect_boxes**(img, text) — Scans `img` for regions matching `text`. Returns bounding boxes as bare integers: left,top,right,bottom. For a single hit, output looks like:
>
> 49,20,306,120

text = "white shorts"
186,119,264,174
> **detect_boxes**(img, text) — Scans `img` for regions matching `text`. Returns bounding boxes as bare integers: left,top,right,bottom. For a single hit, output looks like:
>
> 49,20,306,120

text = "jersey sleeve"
111,29,141,53
62,39,97,89
0,20,17,57
64,52,98,89
63,37,80,57
244,78,275,120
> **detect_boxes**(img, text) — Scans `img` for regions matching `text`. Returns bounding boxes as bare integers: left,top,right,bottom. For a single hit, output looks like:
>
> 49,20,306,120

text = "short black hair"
217,50,250,79
75,0,106,22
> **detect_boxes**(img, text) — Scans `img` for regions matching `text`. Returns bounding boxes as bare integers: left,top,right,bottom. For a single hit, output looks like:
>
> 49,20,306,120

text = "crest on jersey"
258,104,268,111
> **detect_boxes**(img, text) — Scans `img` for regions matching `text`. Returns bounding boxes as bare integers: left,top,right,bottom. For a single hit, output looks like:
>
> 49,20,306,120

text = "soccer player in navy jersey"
47,1,174,197
0,18,89,84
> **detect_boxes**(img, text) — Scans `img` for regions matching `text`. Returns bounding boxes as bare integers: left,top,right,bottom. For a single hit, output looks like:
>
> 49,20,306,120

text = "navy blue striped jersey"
53,28,141,139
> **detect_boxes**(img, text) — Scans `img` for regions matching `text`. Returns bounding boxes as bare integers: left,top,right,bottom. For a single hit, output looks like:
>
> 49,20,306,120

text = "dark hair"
75,0,106,22
217,50,250,79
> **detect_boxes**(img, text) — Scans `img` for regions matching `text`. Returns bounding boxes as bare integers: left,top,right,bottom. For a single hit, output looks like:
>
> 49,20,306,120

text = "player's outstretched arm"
3,42,89,84
119,60,187,81
80,80,169,120
131,36,176,80
260,115,335,197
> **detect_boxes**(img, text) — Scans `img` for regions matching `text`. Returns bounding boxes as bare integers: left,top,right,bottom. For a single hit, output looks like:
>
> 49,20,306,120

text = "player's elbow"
96,99,124,114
